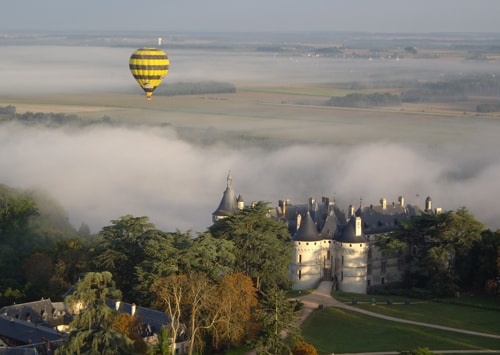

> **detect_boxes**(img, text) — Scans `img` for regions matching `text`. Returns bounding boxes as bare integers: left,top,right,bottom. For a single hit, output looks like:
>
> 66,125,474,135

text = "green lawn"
301,307,500,354
331,291,500,335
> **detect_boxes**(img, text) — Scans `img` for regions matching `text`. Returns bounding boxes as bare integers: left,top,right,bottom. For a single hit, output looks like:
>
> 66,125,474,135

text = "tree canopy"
209,201,293,291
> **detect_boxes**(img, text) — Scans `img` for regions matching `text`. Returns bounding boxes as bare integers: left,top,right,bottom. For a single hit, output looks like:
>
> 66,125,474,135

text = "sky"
1,0,500,33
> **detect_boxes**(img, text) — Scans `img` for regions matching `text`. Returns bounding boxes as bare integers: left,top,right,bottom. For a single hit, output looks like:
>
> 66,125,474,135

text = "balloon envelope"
129,47,169,100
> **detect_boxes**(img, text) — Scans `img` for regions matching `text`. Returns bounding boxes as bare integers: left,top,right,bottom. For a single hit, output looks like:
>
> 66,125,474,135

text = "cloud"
1,122,499,234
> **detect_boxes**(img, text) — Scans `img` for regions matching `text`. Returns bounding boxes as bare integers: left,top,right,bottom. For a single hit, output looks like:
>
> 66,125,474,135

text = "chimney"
131,303,136,316
279,200,287,217
355,216,362,237
380,198,387,210
348,204,355,218
237,194,244,210
425,196,432,212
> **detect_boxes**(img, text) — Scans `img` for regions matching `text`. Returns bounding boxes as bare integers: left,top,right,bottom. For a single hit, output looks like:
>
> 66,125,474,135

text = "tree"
378,208,485,295
180,232,236,280
23,252,54,299
253,287,301,355
292,341,318,355
112,313,149,354
209,201,293,291
151,274,188,355
0,190,39,240
56,271,136,355
213,273,259,350
184,272,219,355
134,230,188,306
92,215,168,303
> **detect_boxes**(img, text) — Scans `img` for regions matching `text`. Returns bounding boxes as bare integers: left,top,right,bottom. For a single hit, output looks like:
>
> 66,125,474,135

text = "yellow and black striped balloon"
129,47,169,100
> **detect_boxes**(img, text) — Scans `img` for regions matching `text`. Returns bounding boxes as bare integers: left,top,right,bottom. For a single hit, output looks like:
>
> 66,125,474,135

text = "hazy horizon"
1,1,500,34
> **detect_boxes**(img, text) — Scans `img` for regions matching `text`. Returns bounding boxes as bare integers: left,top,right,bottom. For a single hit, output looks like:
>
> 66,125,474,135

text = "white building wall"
291,240,333,290
335,242,369,294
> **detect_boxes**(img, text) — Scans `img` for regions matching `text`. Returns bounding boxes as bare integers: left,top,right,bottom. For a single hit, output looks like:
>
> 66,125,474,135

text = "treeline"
0,105,112,127
476,102,500,113
0,184,83,305
401,74,500,103
326,92,401,108
154,81,236,96
325,74,500,108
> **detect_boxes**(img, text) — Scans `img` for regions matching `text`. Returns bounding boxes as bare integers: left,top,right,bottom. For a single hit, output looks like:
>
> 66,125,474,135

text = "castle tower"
290,211,324,290
212,172,239,223
334,216,369,294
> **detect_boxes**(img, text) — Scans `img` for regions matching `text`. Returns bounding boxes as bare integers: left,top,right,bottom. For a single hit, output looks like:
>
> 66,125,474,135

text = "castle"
212,173,438,294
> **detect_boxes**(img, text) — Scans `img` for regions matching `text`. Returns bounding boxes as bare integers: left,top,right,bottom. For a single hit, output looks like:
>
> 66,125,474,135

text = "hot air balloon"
129,47,169,100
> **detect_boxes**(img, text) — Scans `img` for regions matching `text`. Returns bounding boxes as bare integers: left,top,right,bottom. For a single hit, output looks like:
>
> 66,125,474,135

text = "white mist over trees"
1,121,500,233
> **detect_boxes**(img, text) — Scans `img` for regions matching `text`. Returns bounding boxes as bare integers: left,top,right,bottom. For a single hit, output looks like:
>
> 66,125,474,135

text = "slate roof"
0,316,65,345
284,198,344,238
0,300,68,328
212,173,238,217
292,211,322,242
334,217,368,244
357,199,422,235
105,300,170,335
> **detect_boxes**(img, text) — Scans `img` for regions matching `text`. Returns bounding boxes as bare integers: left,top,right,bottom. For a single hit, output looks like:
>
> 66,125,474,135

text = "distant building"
0,297,187,354
212,173,440,294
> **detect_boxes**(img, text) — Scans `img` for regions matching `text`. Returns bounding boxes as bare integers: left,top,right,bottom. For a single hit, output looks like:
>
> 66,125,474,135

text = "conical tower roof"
293,211,321,242
212,172,238,218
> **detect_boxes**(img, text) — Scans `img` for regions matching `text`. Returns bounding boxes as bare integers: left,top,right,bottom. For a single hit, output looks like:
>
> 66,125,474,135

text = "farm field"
3,87,499,148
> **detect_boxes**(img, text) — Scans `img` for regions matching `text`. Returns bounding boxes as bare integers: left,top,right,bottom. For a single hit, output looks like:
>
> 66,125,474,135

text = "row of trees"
154,81,236,96
376,207,500,296
326,92,401,108
325,74,500,108
0,104,112,127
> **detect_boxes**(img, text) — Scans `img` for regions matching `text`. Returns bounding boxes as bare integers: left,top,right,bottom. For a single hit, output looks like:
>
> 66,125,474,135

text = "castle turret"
212,172,239,222
291,211,323,290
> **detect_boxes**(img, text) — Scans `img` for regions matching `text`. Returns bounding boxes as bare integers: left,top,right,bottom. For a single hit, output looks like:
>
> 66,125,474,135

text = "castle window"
341,256,344,265
306,243,309,245
327,250,331,259
381,260,387,274
299,255,302,264
341,271,344,281
298,269,302,280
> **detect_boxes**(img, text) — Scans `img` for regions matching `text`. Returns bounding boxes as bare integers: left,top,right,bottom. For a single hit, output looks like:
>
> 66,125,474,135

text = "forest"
1,180,500,354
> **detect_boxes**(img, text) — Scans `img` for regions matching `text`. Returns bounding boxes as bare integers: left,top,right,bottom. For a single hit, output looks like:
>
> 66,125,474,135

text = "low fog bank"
1,45,499,95
1,122,499,234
